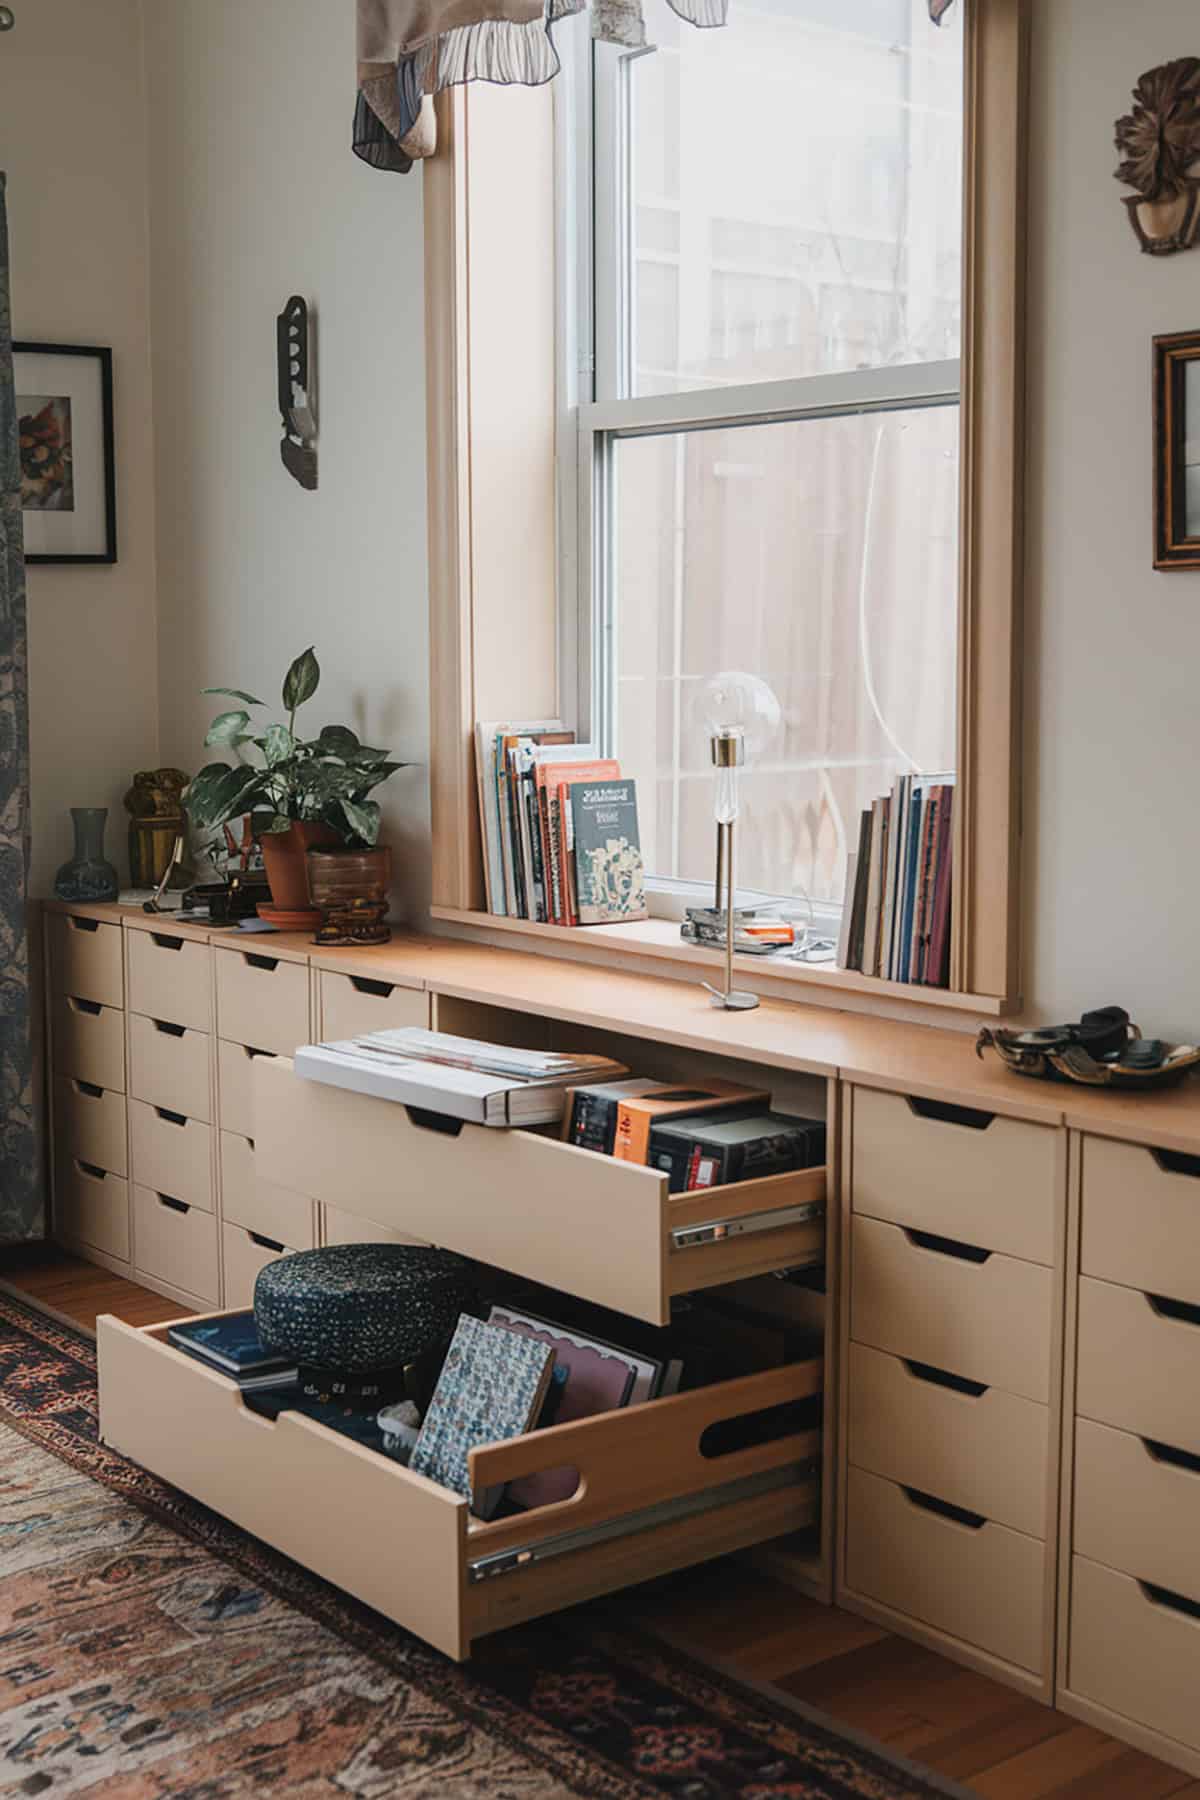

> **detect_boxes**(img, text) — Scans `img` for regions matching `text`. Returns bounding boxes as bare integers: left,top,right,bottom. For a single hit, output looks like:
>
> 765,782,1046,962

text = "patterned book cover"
568,780,648,926
409,1315,556,1514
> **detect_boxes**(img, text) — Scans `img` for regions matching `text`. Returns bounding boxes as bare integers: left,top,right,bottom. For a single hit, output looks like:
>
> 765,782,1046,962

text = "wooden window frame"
425,0,1029,1015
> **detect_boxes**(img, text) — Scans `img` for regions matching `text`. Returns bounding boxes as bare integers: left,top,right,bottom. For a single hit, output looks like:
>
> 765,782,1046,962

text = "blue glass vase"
54,807,119,902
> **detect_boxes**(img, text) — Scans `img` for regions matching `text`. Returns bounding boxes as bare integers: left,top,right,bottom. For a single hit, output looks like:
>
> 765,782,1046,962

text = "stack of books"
839,775,954,987
474,720,647,927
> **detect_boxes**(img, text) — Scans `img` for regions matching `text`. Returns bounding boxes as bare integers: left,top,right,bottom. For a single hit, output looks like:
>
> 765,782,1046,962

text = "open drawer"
253,1059,826,1326
97,1313,821,1661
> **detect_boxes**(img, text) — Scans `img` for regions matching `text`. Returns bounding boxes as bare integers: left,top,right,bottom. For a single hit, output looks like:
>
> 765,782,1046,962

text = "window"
565,0,966,915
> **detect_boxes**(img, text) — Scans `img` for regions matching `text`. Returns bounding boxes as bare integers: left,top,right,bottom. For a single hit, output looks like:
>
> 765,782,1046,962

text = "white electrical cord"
858,419,923,775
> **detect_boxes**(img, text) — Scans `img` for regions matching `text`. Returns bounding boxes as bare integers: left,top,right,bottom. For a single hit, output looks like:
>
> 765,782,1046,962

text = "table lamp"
695,671,781,1012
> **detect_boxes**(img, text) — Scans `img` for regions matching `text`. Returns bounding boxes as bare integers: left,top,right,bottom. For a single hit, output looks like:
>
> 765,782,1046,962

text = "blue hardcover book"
898,786,924,985
168,1312,294,1376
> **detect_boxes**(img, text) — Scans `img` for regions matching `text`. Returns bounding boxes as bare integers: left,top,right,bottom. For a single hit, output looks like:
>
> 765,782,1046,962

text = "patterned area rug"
0,1291,964,1798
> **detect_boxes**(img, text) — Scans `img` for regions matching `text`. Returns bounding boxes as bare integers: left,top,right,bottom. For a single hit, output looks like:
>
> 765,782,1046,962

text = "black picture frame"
13,341,117,565
1153,330,1200,571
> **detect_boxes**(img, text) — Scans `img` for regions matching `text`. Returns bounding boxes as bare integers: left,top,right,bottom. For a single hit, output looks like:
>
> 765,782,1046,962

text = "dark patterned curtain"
0,174,40,1243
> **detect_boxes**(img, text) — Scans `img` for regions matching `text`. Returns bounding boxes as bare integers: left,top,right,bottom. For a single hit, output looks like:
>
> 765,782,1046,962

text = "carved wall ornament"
1115,57,1200,254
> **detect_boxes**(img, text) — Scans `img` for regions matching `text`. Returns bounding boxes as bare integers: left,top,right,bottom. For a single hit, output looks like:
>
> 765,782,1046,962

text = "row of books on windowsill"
474,718,647,927
839,774,955,988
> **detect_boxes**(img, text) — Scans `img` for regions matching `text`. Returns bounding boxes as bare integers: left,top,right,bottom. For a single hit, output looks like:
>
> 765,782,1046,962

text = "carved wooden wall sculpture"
1115,58,1200,254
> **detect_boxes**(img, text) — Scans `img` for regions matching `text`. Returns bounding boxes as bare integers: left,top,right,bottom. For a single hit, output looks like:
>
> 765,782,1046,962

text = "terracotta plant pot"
259,820,340,927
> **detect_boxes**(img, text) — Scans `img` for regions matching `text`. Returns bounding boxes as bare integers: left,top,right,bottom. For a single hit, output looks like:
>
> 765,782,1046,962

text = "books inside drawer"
97,1315,821,1661
253,1059,826,1326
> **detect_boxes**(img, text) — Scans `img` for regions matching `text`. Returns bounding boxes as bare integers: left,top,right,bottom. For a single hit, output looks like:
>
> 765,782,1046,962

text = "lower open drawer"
97,1313,821,1660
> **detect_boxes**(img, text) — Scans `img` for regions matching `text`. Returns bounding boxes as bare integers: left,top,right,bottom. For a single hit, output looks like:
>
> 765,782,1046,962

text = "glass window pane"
612,404,959,905
626,0,964,397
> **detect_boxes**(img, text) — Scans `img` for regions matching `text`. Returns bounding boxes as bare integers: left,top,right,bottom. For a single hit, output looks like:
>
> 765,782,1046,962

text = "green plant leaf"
185,763,266,830
282,647,320,712
318,725,360,758
262,723,294,767
205,709,252,747
340,798,381,846
352,761,407,796
201,687,265,707
261,814,293,835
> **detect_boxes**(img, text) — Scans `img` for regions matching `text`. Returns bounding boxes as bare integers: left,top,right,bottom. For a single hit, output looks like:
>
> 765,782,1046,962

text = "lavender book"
409,1315,556,1518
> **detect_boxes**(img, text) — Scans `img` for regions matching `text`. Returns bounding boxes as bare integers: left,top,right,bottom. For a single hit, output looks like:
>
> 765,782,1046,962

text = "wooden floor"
2,1248,1194,1800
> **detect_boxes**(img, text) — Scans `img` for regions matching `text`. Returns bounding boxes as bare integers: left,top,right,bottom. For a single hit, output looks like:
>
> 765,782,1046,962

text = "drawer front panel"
216,948,309,1056
850,1215,1053,1403
50,914,124,1009
1077,1275,1200,1456
222,1221,297,1311
55,1159,130,1262
53,995,125,1092
1082,1135,1200,1308
54,1076,127,1178
1075,1416,1200,1602
322,1201,428,1249
1069,1556,1200,1759
845,1465,1045,1675
220,1131,315,1250
320,970,427,1042
132,1183,219,1304
129,1100,214,1214
847,1342,1048,1540
129,1013,211,1123
851,1086,1059,1266
217,1039,280,1139
128,928,212,1032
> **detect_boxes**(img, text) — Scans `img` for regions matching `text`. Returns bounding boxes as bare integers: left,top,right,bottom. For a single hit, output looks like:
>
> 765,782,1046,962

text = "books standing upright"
568,780,648,926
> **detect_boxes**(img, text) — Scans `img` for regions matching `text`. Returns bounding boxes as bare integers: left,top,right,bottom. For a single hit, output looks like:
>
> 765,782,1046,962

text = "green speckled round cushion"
253,1243,471,1374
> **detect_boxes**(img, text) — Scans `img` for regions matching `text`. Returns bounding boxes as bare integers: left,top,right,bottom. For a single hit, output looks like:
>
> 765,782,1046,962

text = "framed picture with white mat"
14,342,116,565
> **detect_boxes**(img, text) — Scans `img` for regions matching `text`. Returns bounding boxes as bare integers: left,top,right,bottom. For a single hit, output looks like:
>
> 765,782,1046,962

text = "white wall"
1025,0,1200,1038
2,0,159,896
142,0,431,920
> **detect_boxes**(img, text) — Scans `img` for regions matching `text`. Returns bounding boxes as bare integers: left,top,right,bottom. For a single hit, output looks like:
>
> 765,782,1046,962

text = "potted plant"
185,648,408,927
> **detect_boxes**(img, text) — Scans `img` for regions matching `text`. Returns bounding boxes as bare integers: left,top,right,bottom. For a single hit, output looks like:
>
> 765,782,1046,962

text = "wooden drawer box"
844,1465,1045,1676
851,1086,1059,1267
130,1100,214,1214
129,1013,211,1123
53,994,125,1092
132,1183,219,1305
56,1158,130,1262
50,913,124,1010
1081,1135,1200,1308
98,1315,821,1661
322,1202,427,1249
255,1058,827,1327
217,1039,280,1139
320,969,427,1041
128,926,212,1033
54,1076,127,1178
216,947,309,1057
1075,1416,1200,1603
222,1221,298,1310
1077,1275,1200,1456
850,1215,1052,1404
847,1342,1048,1541
1069,1556,1200,1765
220,1131,315,1251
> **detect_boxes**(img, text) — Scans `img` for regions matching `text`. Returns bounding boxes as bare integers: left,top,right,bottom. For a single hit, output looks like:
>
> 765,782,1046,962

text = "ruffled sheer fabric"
354,0,955,172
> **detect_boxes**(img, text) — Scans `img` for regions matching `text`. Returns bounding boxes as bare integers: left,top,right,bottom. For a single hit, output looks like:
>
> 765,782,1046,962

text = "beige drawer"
129,1012,211,1123
55,1158,130,1262
322,1202,427,1249
98,1314,821,1661
128,926,212,1032
851,1086,1059,1266
49,912,124,1009
52,994,125,1092
1077,1274,1200,1456
222,1221,298,1311
53,1076,127,1178
217,1038,281,1139
844,1465,1045,1676
847,1341,1048,1540
132,1182,219,1304
320,969,427,1041
216,946,309,1056
1081,1135,1200,1308
1069,1556,1200,1760
255,1058,827,1327
220,1131,315,1250
129,1099,214,1214
1075,1416,1200,1602
850,1214,1052,1404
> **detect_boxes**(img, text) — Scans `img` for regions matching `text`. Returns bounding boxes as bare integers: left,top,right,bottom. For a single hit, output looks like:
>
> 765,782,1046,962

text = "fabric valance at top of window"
355,0,959,172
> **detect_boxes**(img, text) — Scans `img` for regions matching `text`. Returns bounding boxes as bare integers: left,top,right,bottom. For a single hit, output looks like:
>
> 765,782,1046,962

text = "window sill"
428,908,1015,1019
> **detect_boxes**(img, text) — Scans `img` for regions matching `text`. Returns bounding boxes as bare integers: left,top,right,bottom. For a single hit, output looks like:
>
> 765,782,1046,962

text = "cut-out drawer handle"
904,1227,992,1265
1148,1292,1200,1329
249,1230,286,1254
73,1079,104,1100
245,952,280,972
70,997,103,1017
902,1486,987,1531
1139,1579,1200,1623
74,1159,108,1181
903,1359,989,1399
69,916,101,934
157,1193,190,1215
350,975,396,999
907,1096,994,1132
405,1106,465,1139
152,1019,186,1039
155,1106,188,1127
1144,1437,1200,1477
1152,1147,1200,1180
244,1046,274,1061
150,932,185,951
